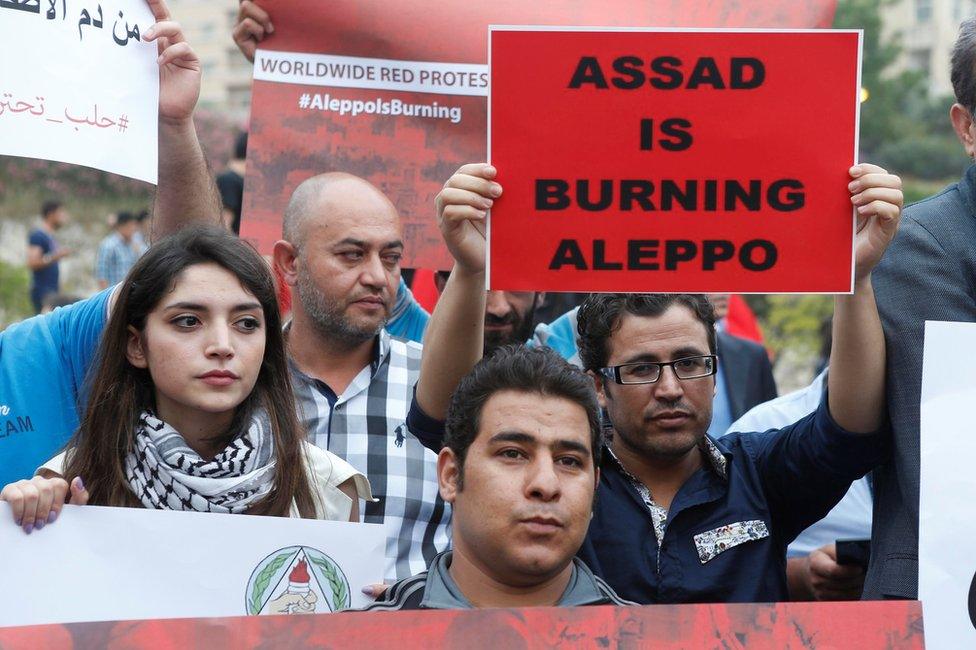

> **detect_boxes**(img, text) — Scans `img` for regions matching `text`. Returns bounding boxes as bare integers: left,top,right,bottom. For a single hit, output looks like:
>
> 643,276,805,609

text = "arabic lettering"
4,1,144,47
45,0,64,20
78,4,103,40
0,92,129,133
0,0,40,15
112,10,140,46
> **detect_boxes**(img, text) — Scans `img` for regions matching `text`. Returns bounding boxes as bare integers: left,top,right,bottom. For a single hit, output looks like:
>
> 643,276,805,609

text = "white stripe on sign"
253,50,489,97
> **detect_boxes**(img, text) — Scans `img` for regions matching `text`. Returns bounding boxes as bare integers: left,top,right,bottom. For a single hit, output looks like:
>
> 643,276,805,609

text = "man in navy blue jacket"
415,161,902,603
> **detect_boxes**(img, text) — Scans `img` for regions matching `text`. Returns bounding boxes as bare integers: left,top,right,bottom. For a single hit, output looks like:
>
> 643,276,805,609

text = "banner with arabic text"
0,0,158,183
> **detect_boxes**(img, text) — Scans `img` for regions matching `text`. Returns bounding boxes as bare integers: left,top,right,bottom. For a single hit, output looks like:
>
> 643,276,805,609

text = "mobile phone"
835,538,871,569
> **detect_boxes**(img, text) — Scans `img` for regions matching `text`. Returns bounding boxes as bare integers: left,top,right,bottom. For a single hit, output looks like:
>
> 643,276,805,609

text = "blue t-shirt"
386,278,429,344
0,288,113,485
28,228,59,299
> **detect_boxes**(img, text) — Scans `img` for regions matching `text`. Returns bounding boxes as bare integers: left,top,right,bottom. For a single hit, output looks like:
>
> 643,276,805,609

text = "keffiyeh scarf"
124,410,277,514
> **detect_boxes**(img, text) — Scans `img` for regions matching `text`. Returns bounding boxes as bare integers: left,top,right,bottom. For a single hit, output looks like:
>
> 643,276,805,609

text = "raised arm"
144,0,221,241
232,0,273,63
827,164,903,432
414,164,499,419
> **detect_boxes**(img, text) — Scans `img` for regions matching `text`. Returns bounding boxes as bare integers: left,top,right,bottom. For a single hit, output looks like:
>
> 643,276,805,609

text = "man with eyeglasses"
572,269,900,602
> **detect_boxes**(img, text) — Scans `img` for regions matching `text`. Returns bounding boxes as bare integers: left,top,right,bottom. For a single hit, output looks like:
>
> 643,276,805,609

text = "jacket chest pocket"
693,519,770,564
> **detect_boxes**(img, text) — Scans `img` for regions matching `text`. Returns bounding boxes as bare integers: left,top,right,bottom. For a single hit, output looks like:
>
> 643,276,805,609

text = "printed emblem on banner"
245,546,350,615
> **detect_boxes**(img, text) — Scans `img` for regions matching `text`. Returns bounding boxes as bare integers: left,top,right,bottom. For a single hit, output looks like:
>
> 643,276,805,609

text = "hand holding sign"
143,0,200,125
0,476,89,534
435,163,499,276
848,164,903,283
233,0,273,63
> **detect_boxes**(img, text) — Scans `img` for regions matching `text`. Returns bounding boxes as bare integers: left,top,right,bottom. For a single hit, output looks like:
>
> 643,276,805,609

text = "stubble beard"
297,269,387,349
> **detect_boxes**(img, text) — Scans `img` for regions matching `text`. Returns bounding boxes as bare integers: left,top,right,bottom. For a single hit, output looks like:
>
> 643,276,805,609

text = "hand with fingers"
0,476,89,535
233,0,273,63
434,163,502,275
848,163,903,282
806,543,865,600
142,0,202,125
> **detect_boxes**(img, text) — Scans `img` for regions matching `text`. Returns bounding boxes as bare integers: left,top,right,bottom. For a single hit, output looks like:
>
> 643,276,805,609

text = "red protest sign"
240,3,837,269
488,28,861,293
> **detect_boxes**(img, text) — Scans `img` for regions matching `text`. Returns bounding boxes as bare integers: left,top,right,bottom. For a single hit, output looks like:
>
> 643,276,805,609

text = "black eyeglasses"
599,355,718,385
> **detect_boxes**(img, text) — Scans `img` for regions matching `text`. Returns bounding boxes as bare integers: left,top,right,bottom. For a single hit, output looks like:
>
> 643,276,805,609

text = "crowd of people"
2,0,974,614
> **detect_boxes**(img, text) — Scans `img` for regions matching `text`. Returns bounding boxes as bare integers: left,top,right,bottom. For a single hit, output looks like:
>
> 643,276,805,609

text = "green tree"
835,0,969,179
834,0,925,157
0,260,33,329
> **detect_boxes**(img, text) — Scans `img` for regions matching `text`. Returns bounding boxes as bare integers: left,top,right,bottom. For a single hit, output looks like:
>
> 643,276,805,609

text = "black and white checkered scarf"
124,410,276,514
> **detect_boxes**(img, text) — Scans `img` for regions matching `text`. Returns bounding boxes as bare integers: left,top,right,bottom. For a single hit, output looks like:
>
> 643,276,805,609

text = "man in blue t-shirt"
26,201,72,313
0,289,113,485
0,3,222,486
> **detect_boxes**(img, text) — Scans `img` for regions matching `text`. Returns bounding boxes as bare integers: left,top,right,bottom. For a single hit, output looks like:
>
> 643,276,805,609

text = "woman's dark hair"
444,345,602,485
577,293,716,372
63,226,316,517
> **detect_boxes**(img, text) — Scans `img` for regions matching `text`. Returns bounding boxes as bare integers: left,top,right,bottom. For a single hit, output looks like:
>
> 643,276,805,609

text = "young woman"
1,226,370,532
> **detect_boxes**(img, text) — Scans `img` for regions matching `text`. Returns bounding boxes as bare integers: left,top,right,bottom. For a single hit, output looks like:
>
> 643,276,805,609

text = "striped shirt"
95,232,141,286
290,329,451,581
362,551,634,610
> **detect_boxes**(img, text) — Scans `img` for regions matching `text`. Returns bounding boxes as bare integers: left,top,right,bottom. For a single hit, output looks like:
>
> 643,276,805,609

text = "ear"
950,103,976,158
125,325,148,369
589,369,608,409
437,447,461,503
272,239,300,287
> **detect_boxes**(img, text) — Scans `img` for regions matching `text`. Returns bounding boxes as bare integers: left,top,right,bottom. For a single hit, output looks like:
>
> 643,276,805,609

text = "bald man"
272,173,475,583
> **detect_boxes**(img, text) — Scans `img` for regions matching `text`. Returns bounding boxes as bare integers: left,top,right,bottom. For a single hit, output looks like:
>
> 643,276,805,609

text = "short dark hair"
444,345,602,485
233,131,248,160
41,201,62,219
577,294,716,372
952,16,976,114
115,211,137,226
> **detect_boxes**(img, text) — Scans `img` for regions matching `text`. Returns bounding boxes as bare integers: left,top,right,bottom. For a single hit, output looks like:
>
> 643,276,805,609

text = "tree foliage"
834,0,970,178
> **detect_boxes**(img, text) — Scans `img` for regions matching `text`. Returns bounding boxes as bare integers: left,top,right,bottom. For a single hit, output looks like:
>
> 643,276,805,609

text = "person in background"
217,131,247,234
703,294,778,437
132,209,150,255
864,16,976,600
27,201,72,314
432,271,543,357
95,212,143,289
725,369,874,601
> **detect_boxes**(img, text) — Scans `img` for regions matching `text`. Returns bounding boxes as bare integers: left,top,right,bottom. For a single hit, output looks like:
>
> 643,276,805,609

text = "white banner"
0,0,158,183
254,49,488,97
919,320,976,650
0,502,385,627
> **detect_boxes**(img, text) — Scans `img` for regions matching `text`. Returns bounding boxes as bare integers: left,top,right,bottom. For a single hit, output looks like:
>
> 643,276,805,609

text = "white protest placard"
919,320,976,650
0,502,385,627
0,0,158,183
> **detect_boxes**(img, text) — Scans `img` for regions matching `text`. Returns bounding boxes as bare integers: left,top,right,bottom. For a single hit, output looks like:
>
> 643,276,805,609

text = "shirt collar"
603,429,728,481
419,551,610,609
282,321,389,377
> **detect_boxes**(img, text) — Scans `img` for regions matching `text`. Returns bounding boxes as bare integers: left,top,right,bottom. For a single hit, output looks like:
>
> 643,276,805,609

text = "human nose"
359,252,388,290
485,291,512,318
205,323,235,359
525,456,561,502
653,364,685,400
